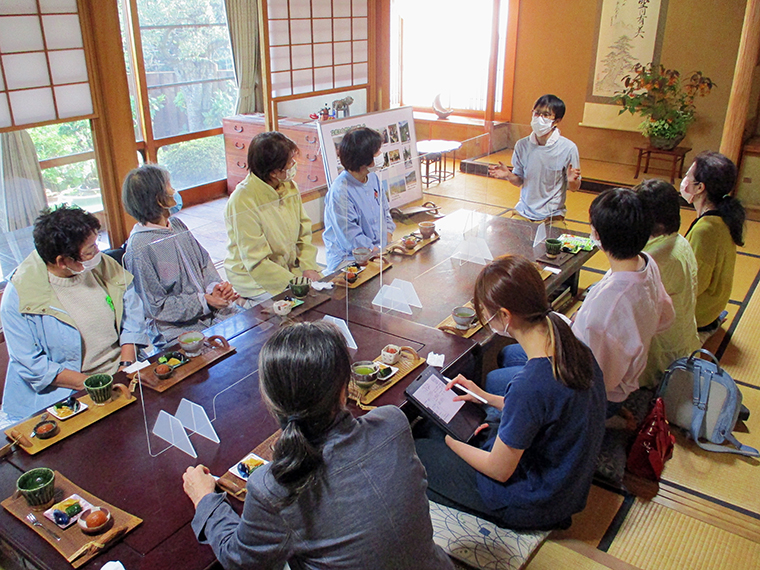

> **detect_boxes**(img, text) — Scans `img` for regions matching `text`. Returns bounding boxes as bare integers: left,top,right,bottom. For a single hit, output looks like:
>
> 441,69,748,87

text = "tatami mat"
526,541,634,570
715,287,760,387
606,499,760,570
660,386,760,515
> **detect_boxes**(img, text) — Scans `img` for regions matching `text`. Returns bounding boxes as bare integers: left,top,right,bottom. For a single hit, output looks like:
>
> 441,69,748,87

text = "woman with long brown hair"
415,255,606,530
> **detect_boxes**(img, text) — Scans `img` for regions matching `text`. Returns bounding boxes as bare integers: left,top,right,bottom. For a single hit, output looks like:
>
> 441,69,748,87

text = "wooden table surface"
0,210,594,569
1,303,475,569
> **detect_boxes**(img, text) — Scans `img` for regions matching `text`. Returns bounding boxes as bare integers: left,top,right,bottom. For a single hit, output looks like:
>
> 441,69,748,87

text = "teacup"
178,332,205,357
84,374,113,405
17,467,56,511
351,361,380,394
451,306,477,330
545,238,562,259
381,344,401,365
272,300,293,316
289,277,312,298
418,221,436,239
352,247,372,266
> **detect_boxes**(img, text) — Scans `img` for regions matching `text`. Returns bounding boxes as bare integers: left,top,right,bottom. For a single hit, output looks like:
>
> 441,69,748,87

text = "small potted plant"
614,63,715,150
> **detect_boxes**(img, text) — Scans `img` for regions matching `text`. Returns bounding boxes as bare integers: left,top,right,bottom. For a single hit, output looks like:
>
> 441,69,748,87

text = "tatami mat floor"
181,165,760,570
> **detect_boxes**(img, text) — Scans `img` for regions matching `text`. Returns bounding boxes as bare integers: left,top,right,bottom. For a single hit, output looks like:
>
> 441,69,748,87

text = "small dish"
229,452,269,482
341,264,365,275
44,494,94,529
376,363,399,383
154,364,173,380
272,300,293,316
31,419,59,440
77,507,113,535
157,351,190,369
47,397,88,421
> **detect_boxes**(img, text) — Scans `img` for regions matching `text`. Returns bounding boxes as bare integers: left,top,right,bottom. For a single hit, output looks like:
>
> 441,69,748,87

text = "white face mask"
283,164,297,182
67,251,102,275
679,177,694,204
370,153,385,171
487,313,512,338
531,114,554,137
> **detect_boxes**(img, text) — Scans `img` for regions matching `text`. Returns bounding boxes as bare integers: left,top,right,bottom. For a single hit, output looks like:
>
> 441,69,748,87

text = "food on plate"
155,364,171,375
56,498,82,518
237,455,265,478
377,364,393,379
85,509,108,528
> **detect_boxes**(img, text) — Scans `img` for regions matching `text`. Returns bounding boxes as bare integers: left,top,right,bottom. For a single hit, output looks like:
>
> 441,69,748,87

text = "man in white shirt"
489,94,581,222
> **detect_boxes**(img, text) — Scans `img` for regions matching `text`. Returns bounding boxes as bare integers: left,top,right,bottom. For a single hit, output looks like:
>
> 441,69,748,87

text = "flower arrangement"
614,63,715,149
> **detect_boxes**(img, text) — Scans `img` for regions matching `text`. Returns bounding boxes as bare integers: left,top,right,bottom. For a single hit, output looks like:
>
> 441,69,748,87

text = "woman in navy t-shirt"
415,255,606,530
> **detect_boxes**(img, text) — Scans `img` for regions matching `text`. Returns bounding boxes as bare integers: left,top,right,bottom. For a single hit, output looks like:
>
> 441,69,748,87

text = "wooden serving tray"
217,430,281,501
332,258,393,289
261,291,331,318
349,352,426,406
5,385,135,456
136,335,236,393
386,231,440,256
437,302,484,339
2,471,141,567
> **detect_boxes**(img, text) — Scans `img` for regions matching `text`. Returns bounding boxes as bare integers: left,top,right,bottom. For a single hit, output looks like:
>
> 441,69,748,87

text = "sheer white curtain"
0,131,46,233
224,0,264,114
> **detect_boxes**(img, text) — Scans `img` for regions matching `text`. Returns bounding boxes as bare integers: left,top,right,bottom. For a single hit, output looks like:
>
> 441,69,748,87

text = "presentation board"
316,107,423,208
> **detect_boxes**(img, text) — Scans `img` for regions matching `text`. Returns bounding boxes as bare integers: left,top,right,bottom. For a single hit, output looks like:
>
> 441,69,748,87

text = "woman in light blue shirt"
322,127,395,273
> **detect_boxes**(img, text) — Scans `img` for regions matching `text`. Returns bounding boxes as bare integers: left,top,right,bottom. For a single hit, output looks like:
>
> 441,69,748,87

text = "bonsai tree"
614,63,715,149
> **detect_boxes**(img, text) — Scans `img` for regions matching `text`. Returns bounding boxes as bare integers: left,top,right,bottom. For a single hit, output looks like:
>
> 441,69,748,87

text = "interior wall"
511,0,748,167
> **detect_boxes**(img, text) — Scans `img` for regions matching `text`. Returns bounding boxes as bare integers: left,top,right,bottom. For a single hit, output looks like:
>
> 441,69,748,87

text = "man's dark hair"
33,205,101,265
122,164,172,224
634,179,681,236
338,127,382,172
590,188,653,260
247,132,299,183
532,94,566,120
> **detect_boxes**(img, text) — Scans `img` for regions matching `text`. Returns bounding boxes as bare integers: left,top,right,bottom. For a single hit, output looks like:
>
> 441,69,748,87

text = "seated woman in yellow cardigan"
680,151,745,340
224,132,321,305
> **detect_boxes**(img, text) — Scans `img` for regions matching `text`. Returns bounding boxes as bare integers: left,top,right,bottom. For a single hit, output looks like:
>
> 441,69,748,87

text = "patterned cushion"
429,502,549,570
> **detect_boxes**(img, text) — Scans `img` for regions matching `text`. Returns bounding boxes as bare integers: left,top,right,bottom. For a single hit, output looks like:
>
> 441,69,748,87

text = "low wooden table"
634,145,692,183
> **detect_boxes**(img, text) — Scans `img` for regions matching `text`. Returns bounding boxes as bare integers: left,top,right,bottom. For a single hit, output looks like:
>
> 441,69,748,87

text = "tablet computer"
405,367,487,442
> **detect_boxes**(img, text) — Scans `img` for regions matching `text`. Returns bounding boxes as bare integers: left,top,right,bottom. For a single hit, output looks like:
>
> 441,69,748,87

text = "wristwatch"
119,360,135,368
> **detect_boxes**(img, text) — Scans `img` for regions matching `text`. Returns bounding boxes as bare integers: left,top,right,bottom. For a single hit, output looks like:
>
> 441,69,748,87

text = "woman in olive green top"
680,151,745,335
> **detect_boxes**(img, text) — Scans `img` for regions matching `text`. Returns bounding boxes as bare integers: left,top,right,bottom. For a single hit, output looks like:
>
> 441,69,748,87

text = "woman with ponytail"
415,255,606,530
183,321,453,570
680,151,745,337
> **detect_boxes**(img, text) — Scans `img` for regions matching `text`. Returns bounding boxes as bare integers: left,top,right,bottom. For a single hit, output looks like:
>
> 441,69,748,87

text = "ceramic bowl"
272,300,293,316
154,364,173,380
403,235,419,249
289,277,312,298
77,507,113,535
17,468,56,510
84,374,113,405
451,306,477,330
178,332,205,356
31,419,59,440
545,238,562,258
352,247,372,266
351,361,380,392
381,344,401,365
418,221,436,239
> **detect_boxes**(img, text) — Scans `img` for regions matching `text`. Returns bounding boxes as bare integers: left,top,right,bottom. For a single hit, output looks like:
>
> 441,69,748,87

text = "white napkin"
123,360,150,374
102,563,126,570
311,281,334,291
426,352,445,367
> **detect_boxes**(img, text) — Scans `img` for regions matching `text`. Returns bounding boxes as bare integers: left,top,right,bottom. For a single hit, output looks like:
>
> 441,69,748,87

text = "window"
390,0,513,119
118,0,236,190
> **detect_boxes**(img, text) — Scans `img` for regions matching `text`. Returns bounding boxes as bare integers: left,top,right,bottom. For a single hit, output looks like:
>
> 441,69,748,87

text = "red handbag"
626,397,675,481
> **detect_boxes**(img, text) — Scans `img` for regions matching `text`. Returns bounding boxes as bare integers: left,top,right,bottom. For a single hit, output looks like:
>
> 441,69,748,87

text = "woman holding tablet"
183,321,453,570
415,255,606,530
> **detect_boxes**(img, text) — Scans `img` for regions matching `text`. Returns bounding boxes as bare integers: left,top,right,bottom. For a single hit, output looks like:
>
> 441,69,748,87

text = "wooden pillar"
719,0,760,165
80,0,139,247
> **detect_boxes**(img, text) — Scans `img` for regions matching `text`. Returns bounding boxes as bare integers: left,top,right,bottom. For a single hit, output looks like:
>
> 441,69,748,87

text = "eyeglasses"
532,110,555,120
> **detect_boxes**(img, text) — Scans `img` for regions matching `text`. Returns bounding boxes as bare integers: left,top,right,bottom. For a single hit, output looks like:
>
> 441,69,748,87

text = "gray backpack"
658,349,758,457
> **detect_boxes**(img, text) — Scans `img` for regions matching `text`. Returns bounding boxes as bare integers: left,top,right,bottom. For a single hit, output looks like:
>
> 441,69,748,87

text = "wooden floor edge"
550,538,644,570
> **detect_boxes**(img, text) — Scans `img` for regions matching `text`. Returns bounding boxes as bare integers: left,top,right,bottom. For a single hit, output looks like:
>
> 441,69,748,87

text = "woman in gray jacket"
182,321,453,570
